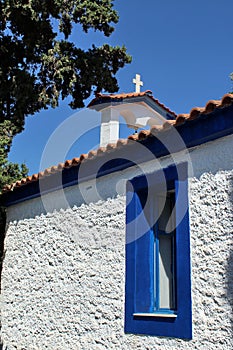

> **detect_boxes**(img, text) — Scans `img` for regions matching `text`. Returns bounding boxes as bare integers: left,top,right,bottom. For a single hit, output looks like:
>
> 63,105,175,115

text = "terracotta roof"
2,93,233,193
88,90,177,118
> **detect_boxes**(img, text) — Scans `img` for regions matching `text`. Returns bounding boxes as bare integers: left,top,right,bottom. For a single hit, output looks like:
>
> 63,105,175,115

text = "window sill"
133,313,177,318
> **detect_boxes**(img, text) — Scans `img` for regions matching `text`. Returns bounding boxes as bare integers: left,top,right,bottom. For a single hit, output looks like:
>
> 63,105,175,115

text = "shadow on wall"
0,206,6,291
227,249,233,335
0,207,7,349
227,178,233,338
4,167,132,222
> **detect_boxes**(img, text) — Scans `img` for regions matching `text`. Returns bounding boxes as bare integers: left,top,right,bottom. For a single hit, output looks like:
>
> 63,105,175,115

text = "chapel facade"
1,86,233,349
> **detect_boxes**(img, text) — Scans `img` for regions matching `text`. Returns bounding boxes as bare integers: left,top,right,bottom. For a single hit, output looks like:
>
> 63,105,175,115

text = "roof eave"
2,103,233,207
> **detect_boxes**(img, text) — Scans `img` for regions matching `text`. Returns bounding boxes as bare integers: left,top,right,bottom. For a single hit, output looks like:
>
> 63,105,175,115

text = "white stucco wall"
1,135,233,349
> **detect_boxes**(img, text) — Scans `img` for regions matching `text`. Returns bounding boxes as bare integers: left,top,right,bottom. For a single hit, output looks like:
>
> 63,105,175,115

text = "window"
125,163,192,339
154,191,176,313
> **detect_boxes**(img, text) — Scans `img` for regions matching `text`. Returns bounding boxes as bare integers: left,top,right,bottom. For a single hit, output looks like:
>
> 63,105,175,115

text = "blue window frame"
125,163,192,339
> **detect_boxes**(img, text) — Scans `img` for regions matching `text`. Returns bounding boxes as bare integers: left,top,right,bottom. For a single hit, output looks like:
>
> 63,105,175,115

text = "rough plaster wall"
1,136,233,350
189,171,233,349
1,196,127,350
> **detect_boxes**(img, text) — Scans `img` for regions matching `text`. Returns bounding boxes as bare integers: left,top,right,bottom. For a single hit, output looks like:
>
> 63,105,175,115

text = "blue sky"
9,0,233,175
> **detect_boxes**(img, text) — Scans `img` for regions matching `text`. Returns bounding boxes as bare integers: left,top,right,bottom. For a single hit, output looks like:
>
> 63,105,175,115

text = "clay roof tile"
88,150,97,158
189,107,205,120
138,130,151,140
50,166,58,173
64,160,72,168
150,125,164,134
57,163,64,170
221,93,233,106
2,93,233,194
116,139,128,147
88,90,176,117
127,134,138,141
205,100,222,114
162,120,176,129
96,147,106,156
31,174,38,181
21,178,27,184
43,168,51,176
79,153,88,161
71,157,80,165
106,143,116,151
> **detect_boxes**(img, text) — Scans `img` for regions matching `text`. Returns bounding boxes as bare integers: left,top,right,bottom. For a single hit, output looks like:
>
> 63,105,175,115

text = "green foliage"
0,161,28,191
0,0,131,191
0,120,28,191
0,0,131,133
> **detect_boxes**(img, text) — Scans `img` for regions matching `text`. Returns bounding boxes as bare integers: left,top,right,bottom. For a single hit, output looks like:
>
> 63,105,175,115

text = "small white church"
1,76,233,349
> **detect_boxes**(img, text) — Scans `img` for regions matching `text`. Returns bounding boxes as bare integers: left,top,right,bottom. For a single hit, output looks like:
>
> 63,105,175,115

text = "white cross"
133,74,143,93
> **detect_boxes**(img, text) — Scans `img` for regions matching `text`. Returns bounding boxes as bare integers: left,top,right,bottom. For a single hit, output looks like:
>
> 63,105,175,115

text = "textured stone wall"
1,136,233,349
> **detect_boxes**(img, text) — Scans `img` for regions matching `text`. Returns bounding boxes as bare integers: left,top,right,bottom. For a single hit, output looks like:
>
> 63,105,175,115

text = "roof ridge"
88,90,177,117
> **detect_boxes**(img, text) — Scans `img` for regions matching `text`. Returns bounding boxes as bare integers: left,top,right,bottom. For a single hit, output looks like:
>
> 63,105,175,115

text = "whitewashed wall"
1,135,233,350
